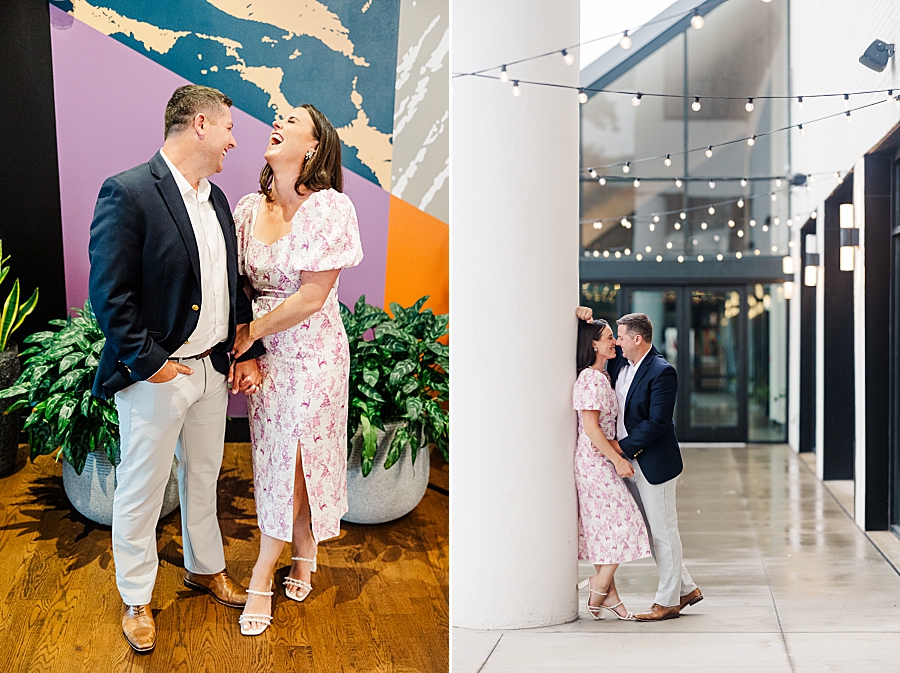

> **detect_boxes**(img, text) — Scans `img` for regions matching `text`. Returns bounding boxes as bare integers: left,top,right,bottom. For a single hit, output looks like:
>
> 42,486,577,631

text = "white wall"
452,0,581,628
790,0,900,515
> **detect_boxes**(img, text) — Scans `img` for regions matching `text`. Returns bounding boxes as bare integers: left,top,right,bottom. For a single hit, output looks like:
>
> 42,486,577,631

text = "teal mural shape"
50,0,400,187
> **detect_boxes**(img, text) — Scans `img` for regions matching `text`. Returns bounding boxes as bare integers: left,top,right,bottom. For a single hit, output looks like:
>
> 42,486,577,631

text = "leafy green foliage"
0,240,39,352
0,302,118,474
340,296,448,477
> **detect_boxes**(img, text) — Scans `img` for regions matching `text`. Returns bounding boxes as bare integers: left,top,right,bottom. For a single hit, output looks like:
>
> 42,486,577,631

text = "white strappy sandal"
238,585,274,636
577,578,636,621
283,555,316,602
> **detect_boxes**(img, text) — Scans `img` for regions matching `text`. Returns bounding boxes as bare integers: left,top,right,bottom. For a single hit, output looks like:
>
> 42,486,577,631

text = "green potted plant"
0,302,178,524
0,241,39,476
340,295,448,524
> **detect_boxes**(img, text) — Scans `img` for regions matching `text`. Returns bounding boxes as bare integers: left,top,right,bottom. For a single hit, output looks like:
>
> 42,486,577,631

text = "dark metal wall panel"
863,154,891,530
799,219,816,453
822,183,855,480
0,1,67,337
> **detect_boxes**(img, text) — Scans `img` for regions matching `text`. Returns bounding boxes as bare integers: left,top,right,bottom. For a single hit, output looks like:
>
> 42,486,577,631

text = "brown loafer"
634,603,680,621
183,570,248,608
679,587,703,610
122,604,156,652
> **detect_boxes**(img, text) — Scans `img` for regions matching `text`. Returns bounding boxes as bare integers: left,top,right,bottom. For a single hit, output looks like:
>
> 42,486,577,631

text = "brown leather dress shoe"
183,570,248,608
634,603,680,621
679,587,703,610
122,604,156,652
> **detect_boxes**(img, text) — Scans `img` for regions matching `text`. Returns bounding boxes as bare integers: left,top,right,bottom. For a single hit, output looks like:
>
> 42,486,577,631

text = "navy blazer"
609,344,683,485
88,151,263,400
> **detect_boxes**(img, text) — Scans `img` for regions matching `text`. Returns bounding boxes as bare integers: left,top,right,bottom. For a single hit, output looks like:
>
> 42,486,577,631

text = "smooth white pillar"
852,157,866,529
451,0,580,629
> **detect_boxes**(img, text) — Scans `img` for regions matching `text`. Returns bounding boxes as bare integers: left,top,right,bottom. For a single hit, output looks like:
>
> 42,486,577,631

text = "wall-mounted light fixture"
839,203,859,271
804,233,819,287
783,281,794,300
782,255,795,275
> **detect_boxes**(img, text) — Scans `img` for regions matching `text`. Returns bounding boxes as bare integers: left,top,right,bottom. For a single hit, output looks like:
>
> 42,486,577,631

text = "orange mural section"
384,195,449,318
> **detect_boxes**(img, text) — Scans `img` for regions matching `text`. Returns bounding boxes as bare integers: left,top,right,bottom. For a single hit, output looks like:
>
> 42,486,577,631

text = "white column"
815,211,825,480
451,0,580,629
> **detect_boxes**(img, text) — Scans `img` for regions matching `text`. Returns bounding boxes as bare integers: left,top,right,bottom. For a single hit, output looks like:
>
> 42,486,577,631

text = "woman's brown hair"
577,319,609,374
259,103,343,200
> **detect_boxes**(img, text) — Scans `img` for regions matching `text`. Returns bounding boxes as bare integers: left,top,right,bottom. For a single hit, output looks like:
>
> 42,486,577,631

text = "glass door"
682,288,747,442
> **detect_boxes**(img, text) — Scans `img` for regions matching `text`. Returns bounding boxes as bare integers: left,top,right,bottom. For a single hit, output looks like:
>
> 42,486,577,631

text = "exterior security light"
859,40,895,72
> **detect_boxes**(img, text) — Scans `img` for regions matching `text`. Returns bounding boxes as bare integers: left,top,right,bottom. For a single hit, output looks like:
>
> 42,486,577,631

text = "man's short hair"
164,85,233,138
617,312,653,343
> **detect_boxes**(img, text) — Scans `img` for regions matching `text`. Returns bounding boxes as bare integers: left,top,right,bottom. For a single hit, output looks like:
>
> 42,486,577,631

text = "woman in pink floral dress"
229,104,363,635
574,319,651,621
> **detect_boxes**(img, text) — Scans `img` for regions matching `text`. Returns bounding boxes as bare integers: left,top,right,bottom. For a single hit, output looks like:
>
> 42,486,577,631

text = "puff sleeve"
296,189,364,271
573,368,603,411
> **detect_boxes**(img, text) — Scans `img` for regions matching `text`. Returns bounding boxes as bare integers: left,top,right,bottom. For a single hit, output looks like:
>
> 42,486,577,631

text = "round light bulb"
562,49,574,66
701,221,708,230
500,65,509,83
706,146,713,158
598,177,606,186
775,178,782,187
633,178,641,188
698,255,705,262
632,92,642,106
653,215,660,222
717,253,724,261
678,254,685,263
728,220,735,228
645,245,652,253
736,251,743,259
589,168,597,178
709,180,716,189
692,97,701,112
578,89,588,104
636,254,643,261
737,198,745,208
708,206,716,215
619,31,632,49
843,93,850,108
603,250,610,258
747,136,756,146
656,255,663,262
846,111,852,123
750,219,756,227
622,162,631,174
649,223,656,232
664,154,672,167
737,230,745,238
798,124,805,136
762,225,769,232
667,242,673,249
675,178,683,188
745,98,754,112
771,193,778,201
740,178,748,187
680,211,687,220
797,96,803,110
615,251,621,258
674,222,682,230
512,80,521,97
691,12,705,29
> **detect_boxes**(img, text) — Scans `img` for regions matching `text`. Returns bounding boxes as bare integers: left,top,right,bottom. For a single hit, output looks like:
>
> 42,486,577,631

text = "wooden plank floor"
0,442,448,673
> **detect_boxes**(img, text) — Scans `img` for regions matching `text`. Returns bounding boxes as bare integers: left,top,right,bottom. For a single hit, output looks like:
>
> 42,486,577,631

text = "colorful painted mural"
48,0,448,320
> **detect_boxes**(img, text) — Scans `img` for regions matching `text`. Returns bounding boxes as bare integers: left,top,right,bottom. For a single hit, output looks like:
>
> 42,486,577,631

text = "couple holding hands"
573,308,702,621
88,85,362,651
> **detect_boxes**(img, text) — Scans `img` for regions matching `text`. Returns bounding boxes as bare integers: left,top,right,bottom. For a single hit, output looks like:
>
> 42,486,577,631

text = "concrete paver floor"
453,445,900,672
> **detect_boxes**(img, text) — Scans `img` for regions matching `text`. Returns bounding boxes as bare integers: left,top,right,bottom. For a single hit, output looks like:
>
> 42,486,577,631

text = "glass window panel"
689,290,739,427
748,283,788,441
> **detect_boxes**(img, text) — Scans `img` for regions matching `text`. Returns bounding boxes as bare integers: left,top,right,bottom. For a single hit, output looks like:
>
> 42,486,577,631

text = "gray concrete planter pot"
0,344,21,477
344,422,430,524
62,450,180,526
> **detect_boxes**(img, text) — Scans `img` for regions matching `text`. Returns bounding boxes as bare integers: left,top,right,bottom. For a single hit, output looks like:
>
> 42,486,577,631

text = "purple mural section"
49,5,390,416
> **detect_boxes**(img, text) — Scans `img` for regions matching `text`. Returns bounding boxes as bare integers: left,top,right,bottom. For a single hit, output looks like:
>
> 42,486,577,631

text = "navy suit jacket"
88,151,263,400
609,344,683,485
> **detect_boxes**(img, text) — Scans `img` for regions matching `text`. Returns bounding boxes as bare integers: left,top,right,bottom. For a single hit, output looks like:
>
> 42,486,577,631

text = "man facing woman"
89,85,362,650
573,312,702,622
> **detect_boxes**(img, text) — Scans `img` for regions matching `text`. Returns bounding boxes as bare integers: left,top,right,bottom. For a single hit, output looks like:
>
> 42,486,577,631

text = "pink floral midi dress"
573,367,652,564
235,189,363,543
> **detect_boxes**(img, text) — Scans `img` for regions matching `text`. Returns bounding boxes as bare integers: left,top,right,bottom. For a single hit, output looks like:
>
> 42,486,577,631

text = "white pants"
625,458,697,607
112,357,228,605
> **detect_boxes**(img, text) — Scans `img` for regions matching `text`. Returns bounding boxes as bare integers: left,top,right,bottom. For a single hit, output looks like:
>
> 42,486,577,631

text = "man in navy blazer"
89,85,262,652
577,309,702,621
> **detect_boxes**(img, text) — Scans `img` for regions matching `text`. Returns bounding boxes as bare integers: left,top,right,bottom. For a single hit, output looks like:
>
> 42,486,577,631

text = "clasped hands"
608,439,635,478
228,323,263,395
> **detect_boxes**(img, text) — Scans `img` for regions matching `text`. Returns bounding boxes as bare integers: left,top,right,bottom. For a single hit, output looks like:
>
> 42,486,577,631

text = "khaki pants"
112,357,228,605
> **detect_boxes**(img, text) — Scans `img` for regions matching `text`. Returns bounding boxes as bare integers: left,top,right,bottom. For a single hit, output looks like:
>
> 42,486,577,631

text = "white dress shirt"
159,149,229,357
615,348,651,441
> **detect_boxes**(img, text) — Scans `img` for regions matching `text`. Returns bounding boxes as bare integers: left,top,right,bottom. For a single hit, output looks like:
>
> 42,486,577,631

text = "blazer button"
192,304,200,311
